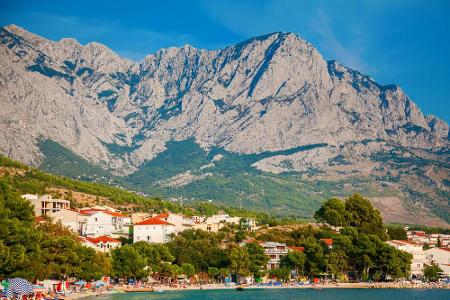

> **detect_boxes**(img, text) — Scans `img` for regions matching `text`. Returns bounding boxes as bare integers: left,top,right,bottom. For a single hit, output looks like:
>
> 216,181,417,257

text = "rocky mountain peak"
0,25,448,227
0,24,448,169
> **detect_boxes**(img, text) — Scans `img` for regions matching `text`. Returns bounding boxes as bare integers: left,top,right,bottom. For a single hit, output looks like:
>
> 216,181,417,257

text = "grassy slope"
37,139,406,220
39,140,113,181
0,154,275,221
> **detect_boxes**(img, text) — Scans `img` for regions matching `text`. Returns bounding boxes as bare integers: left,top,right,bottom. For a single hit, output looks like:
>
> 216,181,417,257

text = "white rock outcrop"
0,25,447,174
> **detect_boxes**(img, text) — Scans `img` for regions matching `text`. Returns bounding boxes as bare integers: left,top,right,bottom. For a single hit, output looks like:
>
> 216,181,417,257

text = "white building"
154,213,195,233
260,241,288,270
192,222,224,233
387,240,426,277
133,217,175,244
206,213,241,225
425,248,450,277
80,209,131,238
79,235,121,253
191,216,205,223
49,209,86,234
22,194,70,216
241,218,259,232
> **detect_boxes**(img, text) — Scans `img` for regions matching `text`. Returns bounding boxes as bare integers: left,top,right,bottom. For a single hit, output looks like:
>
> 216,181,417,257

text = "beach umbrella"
74,280,86,285
32,285,47,293
4,278,34,298
94,281,105,287
1,280,9,291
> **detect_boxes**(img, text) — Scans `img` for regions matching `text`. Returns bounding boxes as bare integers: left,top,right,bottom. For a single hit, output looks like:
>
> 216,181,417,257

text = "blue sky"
1,0,449,122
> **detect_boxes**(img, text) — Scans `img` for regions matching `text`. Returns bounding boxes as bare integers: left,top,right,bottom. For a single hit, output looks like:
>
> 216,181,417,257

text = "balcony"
265,249,288,254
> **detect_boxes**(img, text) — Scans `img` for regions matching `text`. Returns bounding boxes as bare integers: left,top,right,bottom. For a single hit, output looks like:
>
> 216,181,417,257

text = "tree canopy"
315,194,386,239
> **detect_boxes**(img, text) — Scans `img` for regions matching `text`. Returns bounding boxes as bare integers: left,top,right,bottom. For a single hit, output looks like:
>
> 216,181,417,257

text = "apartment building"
22,194,70,216
260,241,288,270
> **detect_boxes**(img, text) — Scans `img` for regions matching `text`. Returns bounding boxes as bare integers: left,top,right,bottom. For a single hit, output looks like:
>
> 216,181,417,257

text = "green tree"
375,242,411,280
245,242,269,278
0,180,42,280
181,263,195,278
268,267,290,282
218,267,229,283
325,250,348,279
208,267,220,282
167,229,228,272
39,236,80,279
234,230,246,243
280,251,306,277
75,246,111,280
423,264,442,282
111,245,148,279
159,262,181,282
345,194,386,239
132,241,174,272
386,226,407,240
314,198,346,226
228,246,250,280
302,237,326,275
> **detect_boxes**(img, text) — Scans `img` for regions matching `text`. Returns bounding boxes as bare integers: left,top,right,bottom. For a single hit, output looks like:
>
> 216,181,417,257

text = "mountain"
0,25,448,226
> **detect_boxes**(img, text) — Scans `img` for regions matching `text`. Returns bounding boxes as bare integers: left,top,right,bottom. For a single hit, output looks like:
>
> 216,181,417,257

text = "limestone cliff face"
0,25,448,173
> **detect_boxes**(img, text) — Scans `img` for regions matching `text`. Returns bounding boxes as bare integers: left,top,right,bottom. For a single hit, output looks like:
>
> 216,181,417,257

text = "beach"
66,287,450,300
64,281,449,300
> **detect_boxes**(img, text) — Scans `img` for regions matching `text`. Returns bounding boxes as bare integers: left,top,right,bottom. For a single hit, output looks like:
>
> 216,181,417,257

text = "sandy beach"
64,281,449,300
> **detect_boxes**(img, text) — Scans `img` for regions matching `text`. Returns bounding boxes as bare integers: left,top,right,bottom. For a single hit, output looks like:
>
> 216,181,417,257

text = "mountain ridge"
0,25,448,225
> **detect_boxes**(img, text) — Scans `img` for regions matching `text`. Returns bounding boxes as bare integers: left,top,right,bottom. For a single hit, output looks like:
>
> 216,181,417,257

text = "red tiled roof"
78,208,106,215
135,217,174,226
413,231,426,236
85,235,121,244
104,211,129,217
35,216,46,222
154,213,169,219
320,238,333,246
78,208,128,217
390,240,418,245
288,246,305,252
439,247,450,252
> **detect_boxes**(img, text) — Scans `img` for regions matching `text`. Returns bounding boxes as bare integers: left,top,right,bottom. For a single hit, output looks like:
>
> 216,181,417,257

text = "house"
191,216,204,223
241,218,259,232
288,246,305,252
260,242,288,270
79,235,121,253
49,209,86,234
387,240,426,277
131,212,152,224
22,194,70,216
192,222,224,233
154,213,193,233
133,217,175,243
35,216,46,224
406,230,450,248
320,238,334,249
205,213,241,225
425,248,450,277
79,209,131,238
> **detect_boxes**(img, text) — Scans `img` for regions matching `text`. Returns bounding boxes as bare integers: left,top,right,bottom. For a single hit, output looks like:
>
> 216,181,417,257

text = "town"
21,193,450,282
